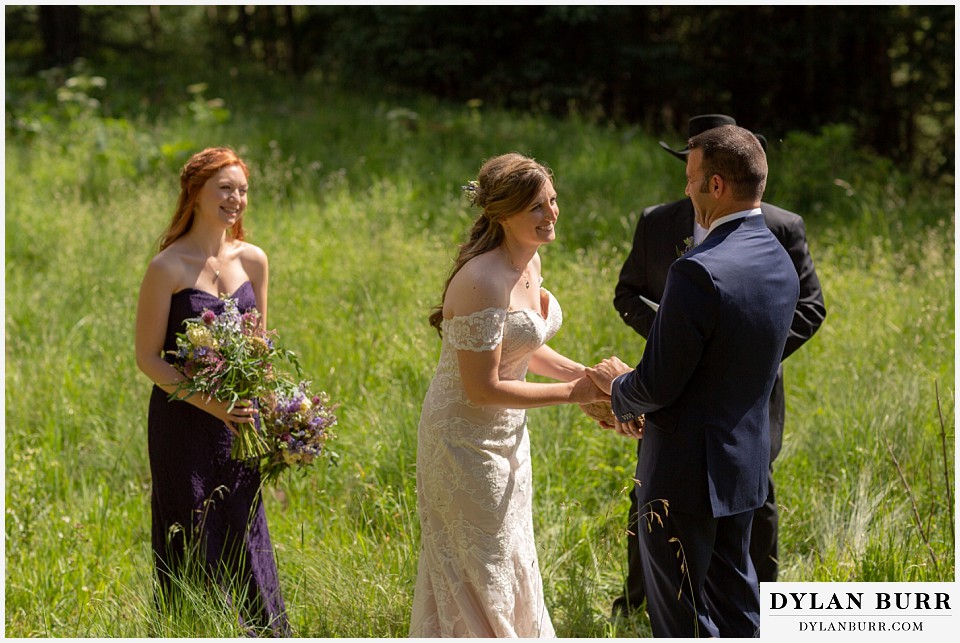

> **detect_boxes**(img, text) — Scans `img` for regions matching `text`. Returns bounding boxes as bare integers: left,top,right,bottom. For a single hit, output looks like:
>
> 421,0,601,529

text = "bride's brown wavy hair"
158,147,250,251
428,152,554,335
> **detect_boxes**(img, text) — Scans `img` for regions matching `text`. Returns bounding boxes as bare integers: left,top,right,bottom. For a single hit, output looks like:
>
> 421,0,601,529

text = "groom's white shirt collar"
693,220,709,245
706,207,762,237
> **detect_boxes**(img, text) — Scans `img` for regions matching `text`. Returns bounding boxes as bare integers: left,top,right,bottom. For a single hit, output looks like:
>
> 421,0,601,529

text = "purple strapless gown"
148,281,289,636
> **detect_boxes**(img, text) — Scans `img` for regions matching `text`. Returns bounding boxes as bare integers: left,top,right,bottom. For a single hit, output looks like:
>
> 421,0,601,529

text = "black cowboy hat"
659,113,767,161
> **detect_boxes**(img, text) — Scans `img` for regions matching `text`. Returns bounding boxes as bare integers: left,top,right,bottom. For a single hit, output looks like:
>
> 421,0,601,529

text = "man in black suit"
589,124,801,636
609,114,826,617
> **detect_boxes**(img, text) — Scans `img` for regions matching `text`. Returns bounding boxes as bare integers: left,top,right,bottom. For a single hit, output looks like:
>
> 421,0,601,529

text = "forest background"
4,4,956,637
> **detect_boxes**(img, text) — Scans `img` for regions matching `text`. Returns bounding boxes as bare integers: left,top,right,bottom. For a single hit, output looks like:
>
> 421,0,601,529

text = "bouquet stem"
230,421,272,464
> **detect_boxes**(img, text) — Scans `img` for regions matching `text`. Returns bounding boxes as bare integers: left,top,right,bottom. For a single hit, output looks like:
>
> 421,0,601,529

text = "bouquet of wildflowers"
254,381,340,484
169,294,339,482
169,296,291,405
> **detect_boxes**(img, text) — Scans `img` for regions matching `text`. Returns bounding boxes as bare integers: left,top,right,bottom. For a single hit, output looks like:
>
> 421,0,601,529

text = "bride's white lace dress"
410,287,561,638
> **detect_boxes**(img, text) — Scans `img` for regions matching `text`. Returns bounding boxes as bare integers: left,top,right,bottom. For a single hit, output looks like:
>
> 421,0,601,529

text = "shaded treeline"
6,4,954,177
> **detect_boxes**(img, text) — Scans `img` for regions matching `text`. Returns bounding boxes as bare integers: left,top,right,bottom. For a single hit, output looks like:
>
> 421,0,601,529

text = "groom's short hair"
688,125,767,201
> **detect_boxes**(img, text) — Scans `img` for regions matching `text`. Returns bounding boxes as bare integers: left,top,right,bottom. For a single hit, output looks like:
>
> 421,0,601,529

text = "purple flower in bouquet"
255,382,339,484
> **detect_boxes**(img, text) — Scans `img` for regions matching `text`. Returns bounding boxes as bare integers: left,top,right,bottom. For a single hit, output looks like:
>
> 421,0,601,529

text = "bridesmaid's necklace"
502,246,531,289
207,254,222,284
194,240,223,286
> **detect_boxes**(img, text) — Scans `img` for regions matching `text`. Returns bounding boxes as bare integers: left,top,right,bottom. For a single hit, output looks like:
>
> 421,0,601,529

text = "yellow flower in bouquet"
186,325,218,349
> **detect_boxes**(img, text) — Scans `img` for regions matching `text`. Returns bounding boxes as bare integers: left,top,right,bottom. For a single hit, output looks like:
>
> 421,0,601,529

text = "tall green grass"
4,65,954,637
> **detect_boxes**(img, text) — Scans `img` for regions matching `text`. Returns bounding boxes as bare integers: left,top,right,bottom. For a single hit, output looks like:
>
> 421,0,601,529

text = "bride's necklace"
503,246,531,289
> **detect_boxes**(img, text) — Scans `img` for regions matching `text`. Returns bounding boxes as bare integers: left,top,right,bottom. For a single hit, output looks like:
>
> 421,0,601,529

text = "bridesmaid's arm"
135,256,187,391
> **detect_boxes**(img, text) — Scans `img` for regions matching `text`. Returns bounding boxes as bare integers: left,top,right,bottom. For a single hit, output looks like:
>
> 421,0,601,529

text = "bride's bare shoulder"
444,252,510,318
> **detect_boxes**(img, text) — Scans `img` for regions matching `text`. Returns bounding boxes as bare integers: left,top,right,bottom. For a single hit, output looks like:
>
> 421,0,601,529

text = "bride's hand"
570,375,610,405
584,356,633,395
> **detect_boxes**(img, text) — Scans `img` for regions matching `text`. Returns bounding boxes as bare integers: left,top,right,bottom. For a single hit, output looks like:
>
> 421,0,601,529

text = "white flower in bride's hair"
461,180,480,206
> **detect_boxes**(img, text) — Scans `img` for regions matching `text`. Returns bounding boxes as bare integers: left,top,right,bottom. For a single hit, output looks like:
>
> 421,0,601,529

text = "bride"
410,153,608,637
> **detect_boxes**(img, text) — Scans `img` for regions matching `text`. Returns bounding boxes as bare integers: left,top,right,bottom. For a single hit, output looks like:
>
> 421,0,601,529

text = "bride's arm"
446,259,603,409
527,344,586,382
457,347,602,409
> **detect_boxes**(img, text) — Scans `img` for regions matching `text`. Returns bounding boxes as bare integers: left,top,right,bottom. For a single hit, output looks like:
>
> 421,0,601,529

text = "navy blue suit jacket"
612,214,800,518
613,198,826,462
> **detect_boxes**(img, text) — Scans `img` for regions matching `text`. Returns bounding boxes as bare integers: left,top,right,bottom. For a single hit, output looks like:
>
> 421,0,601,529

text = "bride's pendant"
502,245,530,289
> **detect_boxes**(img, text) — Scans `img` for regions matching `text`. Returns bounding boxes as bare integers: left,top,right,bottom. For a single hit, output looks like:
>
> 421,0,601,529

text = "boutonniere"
676,236,695,258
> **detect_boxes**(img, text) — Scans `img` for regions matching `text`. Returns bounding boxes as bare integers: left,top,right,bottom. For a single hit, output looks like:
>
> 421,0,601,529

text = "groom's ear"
710,175,725,200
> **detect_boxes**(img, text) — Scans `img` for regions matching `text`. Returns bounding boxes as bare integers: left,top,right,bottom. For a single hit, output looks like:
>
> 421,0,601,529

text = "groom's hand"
613,415,644,440
584,356,633,395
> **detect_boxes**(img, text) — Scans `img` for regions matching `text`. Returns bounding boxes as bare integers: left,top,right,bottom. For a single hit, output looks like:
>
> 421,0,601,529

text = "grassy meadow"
4,67,955,637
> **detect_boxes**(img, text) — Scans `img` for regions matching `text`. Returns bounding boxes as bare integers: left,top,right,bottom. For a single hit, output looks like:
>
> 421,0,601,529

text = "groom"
588,125,799,637
611,113,826,615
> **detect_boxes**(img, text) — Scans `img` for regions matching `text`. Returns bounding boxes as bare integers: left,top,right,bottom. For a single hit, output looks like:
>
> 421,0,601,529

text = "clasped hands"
577,356,644,440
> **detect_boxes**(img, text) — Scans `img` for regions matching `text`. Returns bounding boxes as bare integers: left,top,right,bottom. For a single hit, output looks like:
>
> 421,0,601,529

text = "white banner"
761,582,957,639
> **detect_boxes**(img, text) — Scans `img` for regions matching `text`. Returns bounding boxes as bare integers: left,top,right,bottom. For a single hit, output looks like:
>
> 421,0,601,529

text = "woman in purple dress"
135,147,289,636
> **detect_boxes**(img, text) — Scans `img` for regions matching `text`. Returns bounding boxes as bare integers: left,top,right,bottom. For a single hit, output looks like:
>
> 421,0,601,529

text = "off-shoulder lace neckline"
443,289,554,324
